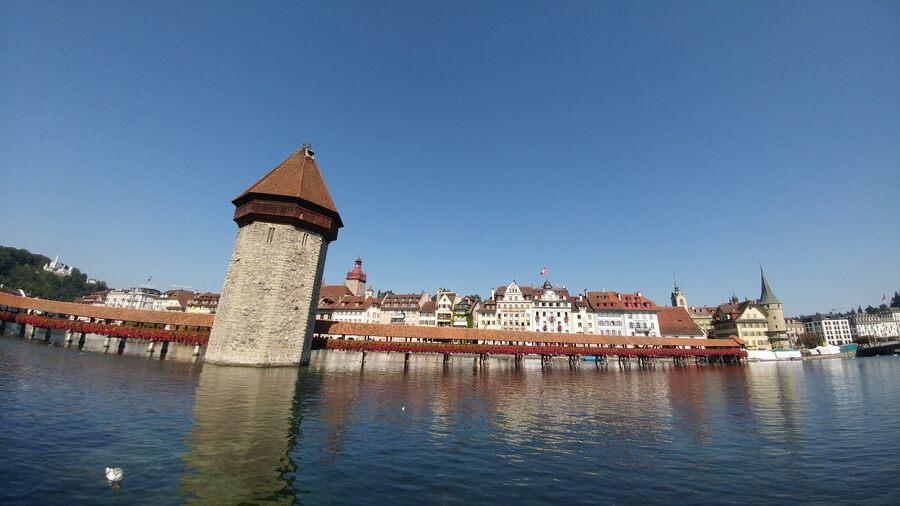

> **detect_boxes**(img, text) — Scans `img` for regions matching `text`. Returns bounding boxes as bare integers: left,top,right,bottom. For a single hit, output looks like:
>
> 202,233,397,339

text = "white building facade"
803,315,853,346
105,287,161,310
528,282,572,333
585,291,660,337
332,296,382,324
496,282,533,331
850,310,900,340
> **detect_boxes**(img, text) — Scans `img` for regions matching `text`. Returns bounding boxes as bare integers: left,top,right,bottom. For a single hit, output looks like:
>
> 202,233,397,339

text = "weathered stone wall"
764,303,788,347
205,221,327,366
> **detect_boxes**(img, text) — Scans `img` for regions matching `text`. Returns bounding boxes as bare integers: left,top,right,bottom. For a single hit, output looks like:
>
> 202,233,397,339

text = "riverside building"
530,281,573,333
585,290,660,337
105,287,161,310
707,269,789,350
495,282,534,331
803,314,853,346
849,310,900,340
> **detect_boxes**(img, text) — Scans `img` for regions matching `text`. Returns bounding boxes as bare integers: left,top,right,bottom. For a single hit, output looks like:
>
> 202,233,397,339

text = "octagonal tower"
205,145,342,366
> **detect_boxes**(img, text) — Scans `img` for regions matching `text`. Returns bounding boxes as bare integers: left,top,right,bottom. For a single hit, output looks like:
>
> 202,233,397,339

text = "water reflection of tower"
666,366,711,444
180,365,305,504
742,363,802,452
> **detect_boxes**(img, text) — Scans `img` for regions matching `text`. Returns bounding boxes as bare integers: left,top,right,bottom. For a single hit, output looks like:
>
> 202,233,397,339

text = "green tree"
796,333,825,349
0,245,107,301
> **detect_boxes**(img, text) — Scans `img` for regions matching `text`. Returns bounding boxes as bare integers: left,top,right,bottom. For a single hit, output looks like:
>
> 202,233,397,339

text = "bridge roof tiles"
315,320,742,349
0,293,214,327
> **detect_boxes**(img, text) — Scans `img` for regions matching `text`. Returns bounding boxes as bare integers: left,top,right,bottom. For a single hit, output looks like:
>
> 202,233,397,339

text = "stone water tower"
205,145,342,366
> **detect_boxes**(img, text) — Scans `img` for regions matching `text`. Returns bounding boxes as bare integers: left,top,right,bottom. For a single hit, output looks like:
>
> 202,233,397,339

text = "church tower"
671,275,687,308
758,267,788,349
345,257,367,297
205,145,343,366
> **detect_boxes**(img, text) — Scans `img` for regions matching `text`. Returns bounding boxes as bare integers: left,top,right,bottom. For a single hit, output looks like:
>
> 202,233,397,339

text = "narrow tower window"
266,226,275,244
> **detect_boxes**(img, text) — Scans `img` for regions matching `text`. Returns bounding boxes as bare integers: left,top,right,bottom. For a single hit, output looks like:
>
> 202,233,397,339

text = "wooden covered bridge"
1,292,746,364
313,320,746,365
0,292,213,355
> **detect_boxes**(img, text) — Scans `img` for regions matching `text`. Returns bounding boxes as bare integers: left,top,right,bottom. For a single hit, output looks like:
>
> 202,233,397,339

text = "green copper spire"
759,267,781,305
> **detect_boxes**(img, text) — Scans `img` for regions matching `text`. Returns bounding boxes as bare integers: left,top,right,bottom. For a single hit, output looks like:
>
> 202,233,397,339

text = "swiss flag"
539,267,547,276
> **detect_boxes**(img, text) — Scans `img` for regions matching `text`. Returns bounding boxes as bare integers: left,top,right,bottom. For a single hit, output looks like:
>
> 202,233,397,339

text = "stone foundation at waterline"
204,222,327,367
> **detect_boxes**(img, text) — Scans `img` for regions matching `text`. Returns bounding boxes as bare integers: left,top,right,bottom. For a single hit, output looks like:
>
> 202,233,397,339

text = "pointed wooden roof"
759,268,781,305
233,145,338,213
231,145,343,241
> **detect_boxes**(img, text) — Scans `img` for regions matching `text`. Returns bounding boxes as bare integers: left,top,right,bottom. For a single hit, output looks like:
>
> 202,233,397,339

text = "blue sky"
1,0,898,315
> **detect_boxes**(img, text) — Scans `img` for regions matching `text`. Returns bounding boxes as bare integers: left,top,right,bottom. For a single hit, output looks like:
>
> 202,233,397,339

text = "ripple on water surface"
2,336,900,505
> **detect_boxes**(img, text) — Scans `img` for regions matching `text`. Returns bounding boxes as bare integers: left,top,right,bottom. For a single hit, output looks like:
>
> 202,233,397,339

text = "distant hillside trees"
0,246,107,301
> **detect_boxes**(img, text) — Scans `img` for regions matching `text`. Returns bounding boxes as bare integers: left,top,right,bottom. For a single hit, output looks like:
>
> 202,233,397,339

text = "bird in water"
106,467,124,482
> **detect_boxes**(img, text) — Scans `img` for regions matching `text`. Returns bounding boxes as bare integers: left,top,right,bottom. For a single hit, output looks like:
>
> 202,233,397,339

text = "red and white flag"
539,267,547,276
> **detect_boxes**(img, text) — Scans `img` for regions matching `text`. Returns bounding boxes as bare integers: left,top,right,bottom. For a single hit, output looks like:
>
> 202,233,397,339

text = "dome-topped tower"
671,275,687,308
345,257,367,296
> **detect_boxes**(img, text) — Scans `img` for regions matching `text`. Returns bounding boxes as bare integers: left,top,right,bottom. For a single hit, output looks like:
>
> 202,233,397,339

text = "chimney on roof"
636,291,642,297
302,143,315,159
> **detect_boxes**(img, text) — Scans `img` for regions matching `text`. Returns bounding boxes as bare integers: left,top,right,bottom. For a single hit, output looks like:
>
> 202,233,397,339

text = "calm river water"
1,334,898,505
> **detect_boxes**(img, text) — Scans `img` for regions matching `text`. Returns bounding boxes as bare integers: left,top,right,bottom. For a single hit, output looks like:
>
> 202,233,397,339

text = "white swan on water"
106,467,123,482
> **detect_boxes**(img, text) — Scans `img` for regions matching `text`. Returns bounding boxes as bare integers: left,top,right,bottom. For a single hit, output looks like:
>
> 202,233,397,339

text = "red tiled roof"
234,146,338,214
334,296,376,311
420,300,437,312
495,285,536,298
163,289,196,309
657,306,705,336
319,284,353,301
585,291,659,312
381,293,423,309
476,300,496,313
